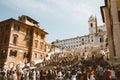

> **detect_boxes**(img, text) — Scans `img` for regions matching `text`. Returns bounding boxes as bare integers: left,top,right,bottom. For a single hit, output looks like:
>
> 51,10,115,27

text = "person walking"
71,69,77,80
32,70,36,80
24,70,29,80
36,70,40,80
57,69,63,80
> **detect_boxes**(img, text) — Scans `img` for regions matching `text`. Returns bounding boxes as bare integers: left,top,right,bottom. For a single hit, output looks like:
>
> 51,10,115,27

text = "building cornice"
0,18,48,35
100,6,106,22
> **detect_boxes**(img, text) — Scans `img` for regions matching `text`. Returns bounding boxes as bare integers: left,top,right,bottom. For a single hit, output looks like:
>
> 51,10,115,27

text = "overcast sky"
0,0,104,43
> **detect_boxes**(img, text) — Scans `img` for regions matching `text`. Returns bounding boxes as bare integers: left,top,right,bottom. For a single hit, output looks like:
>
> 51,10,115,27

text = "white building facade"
52,16,108,58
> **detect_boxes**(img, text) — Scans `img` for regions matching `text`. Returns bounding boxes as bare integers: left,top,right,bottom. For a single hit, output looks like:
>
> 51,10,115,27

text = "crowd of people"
0,55,119,80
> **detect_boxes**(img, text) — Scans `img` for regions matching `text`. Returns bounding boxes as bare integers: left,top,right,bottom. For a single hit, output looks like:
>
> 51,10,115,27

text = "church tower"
88,15,98,34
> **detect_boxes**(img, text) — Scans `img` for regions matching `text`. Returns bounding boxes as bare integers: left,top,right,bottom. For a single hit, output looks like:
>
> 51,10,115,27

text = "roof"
100,0,110,23
104,0,108,6
0,18,48,34
100,6,105,22
100,0,108,23
20,15,39,24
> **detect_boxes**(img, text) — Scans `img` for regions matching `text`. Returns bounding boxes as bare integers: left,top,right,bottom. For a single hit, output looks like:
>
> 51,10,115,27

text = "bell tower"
88,15,98,34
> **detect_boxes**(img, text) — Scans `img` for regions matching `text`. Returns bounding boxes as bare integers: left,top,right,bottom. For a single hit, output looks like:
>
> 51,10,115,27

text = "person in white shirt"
32,70,36,80
57,70,63,80
12,71,17,80
71,69,77,80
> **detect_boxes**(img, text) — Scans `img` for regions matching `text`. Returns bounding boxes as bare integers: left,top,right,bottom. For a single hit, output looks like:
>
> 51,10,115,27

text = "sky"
0,0,104,43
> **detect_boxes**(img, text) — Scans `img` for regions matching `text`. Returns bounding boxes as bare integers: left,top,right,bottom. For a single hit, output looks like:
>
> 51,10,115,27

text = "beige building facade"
101,0,120,63
0,15,48,68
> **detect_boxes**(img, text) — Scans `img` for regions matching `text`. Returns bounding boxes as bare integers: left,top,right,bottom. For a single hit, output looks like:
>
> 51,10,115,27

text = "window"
35,53,37,58
77,45,78,47
40,42,43,50
26,29,31,36
10,50,17,57
35,40,38,48
118,10,120,22
13,37,17,44
82,38,84,41
82,42,84,45
100,37,104,43
14,24,20,31
13,35,18,45
106,43,108,47
91,39,93,42
91,37,94,42
90,23,93,27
